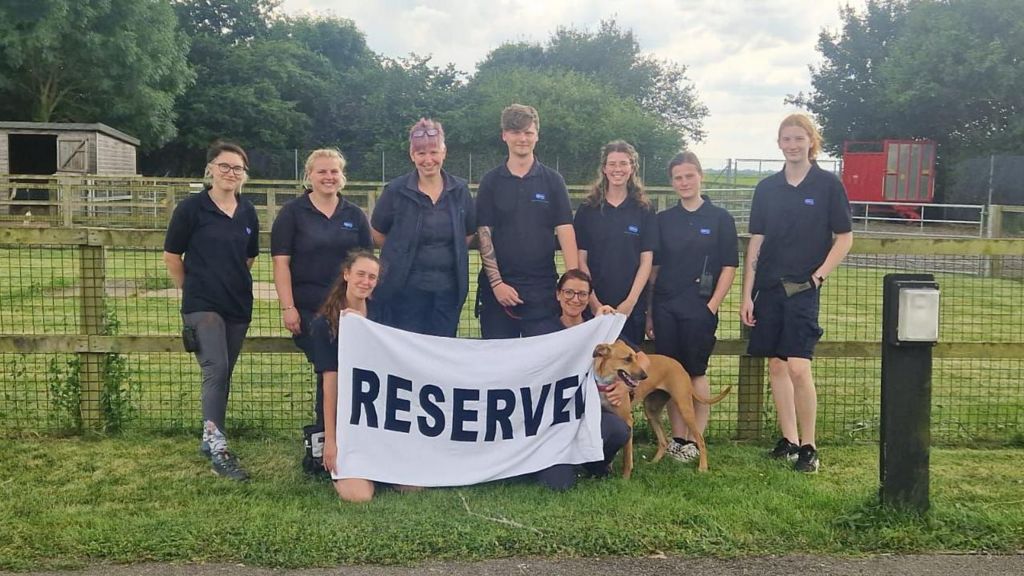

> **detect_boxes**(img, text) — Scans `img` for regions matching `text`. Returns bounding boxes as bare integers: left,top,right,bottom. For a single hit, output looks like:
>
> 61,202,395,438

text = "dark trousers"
386,287,461,337
183,311,249,432
477,279,558,339
534,409,632,490
619,307,647,346
293,308,326,426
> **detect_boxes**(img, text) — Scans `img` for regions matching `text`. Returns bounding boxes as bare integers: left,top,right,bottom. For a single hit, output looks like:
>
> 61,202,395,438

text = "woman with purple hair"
371,118,476,336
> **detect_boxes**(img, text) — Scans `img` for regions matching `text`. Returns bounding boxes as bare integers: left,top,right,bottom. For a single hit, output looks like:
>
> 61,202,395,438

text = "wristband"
281,305,295,311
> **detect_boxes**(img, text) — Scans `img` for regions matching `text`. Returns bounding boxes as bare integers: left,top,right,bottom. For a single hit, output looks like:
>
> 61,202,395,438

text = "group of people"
162,104,852,498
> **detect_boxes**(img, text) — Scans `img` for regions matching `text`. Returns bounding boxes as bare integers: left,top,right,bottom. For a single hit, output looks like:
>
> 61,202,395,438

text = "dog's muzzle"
616,368,644,390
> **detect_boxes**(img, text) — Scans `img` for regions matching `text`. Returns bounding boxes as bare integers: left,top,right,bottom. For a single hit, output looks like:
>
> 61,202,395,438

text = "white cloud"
282,0,864,162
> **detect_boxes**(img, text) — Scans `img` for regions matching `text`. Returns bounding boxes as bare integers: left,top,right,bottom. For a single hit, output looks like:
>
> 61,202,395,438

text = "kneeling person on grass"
310,250,420,502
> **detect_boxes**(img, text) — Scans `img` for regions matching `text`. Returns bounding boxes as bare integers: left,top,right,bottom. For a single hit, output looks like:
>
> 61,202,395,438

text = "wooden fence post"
79,231,106,430
735,320,765,440
61,176,74,228
265,188,278,226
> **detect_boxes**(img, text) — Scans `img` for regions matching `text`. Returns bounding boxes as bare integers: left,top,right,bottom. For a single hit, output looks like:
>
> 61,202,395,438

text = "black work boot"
302,423,328,479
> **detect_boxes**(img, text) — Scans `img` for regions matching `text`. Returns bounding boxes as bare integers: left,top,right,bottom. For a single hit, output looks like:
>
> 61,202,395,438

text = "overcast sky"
281,0,865,168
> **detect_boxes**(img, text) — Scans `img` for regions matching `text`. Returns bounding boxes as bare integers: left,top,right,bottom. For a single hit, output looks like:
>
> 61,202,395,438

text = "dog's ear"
593,343,611,358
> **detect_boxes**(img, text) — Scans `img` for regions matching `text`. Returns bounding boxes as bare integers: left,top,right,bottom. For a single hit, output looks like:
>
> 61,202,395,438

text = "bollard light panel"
897,287,940,343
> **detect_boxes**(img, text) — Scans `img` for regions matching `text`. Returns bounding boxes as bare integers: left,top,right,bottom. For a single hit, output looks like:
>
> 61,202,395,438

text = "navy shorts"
747,284,823,360
652,297,718,377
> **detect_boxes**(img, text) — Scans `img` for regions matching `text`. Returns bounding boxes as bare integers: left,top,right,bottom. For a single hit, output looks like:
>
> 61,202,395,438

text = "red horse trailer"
842,140,936,219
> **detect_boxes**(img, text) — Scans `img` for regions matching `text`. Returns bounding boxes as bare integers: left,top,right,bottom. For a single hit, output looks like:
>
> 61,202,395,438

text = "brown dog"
592,340,731,476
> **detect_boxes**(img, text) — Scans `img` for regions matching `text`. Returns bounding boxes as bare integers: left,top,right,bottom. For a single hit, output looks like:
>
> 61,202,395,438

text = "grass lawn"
1,436,1021,570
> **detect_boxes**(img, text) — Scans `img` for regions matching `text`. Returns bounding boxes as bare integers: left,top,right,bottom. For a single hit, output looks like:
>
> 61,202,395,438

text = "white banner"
333,313,626,486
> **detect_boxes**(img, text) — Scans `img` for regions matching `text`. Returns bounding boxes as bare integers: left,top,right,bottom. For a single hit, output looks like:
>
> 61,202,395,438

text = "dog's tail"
693,385,732,406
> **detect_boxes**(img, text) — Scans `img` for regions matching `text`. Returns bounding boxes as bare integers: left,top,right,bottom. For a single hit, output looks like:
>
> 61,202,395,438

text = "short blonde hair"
303,148,347,190
778,114,823,160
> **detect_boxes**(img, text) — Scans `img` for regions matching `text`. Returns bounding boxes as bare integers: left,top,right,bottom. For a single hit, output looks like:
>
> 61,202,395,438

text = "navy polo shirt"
476,159,573,284
654,197,739,301
310,305,380,374
270,192,372,311
164,187,260,323
574,197,658,305
749,163,852,290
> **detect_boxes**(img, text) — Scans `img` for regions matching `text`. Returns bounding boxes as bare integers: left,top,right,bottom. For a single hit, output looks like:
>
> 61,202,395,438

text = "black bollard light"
880,273,939,513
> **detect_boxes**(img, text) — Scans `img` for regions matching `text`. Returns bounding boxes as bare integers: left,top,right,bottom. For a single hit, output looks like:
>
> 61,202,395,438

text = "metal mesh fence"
0,227,1021,443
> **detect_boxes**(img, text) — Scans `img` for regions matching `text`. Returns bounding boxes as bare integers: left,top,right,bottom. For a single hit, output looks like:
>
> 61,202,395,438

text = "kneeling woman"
532,269,633,489
309,250,394,502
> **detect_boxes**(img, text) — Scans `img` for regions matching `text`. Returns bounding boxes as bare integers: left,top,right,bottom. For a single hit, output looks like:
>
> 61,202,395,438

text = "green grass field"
0,437,1021,570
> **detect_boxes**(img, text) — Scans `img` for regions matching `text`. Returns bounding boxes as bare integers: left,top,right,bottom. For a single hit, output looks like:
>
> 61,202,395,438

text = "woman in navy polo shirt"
574,140,657,345
271,148,372,475
371,118,475,337
740,114,853,473
311,250,417,502
163,141,259,482
646,151,738,466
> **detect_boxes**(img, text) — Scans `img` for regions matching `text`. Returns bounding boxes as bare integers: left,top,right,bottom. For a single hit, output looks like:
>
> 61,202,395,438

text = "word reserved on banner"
333,313,626,487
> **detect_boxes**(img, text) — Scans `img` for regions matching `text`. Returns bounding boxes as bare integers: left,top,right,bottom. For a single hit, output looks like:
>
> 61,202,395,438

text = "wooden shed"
1,122,140,217
0,121,139,176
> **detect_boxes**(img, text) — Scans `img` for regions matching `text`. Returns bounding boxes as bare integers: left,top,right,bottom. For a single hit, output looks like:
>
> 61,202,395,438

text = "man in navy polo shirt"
740,114,853,474
476,103,579,338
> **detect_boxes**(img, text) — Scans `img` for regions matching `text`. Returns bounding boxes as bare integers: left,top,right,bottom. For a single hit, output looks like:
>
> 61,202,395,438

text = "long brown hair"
317,249,381,338
584,140,648,208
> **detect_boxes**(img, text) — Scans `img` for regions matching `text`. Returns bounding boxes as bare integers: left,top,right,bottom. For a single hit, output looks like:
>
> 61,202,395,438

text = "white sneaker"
667,440,699,463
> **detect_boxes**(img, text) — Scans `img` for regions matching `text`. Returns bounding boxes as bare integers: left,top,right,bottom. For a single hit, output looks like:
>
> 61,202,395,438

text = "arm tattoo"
478,226,503,287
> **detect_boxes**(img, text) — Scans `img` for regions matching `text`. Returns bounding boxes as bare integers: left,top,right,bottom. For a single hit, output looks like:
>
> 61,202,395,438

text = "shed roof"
0,122,140,146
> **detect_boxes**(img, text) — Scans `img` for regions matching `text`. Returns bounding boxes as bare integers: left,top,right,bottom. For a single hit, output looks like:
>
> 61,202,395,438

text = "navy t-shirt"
270,192,372,312
476,159,573,284
164,188,260,323
574,197,658,306
748,164,852,290
654,198,739,301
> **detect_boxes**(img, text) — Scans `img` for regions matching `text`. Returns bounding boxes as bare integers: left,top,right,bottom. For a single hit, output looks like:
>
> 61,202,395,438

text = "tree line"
790,0,1024,199
1,0,1021,186
0,0,706,183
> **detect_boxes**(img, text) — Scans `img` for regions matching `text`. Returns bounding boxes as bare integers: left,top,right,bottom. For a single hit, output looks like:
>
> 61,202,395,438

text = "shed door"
57,138,88,173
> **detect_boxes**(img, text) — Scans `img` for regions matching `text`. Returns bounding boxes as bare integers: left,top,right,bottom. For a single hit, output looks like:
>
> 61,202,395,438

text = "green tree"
0,0,193,147
475,19,708,145
447,66,681,184
793,0,1024,159
173,0,282,43
880,0,1024,157
788,0,914,155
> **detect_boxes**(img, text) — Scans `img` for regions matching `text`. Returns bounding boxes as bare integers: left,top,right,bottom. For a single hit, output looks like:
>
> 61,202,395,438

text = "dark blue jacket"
372,169,476,307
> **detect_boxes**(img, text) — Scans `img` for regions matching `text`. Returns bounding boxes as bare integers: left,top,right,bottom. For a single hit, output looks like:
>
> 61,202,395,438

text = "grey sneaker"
210,450,250,482
667,440,700,463
199,440,212,459
794,444,820,473
770,437,800,461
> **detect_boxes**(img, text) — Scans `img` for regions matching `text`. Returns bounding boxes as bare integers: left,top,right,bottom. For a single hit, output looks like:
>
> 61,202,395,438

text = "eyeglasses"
411,128,440,138
213,162,247,176
559,288,591,301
